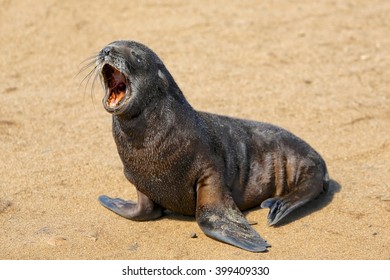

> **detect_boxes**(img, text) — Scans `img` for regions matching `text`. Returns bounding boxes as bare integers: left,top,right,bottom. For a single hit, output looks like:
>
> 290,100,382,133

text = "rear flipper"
261,196,310,226
196,174,270,252
261,176,327,225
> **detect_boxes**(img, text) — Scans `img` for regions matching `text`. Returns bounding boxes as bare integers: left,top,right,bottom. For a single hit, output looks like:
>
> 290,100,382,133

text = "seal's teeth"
107,88,126,108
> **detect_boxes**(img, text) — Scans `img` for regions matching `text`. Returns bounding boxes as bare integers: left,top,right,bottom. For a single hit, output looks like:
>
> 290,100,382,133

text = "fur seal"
89,40,329,252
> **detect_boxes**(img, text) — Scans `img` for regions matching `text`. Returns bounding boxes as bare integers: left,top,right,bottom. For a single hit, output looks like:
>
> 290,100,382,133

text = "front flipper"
196,176,270,252
98,190,163,221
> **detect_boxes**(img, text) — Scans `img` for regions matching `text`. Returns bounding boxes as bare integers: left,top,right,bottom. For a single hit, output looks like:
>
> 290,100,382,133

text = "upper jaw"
101,63,132,115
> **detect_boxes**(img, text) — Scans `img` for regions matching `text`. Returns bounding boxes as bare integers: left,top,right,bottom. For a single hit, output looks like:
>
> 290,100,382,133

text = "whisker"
80,54,99,64
77,55,100,102
86,70,96,96
81,64,98,86
90,66,102,103
77,59,98,79
78,66,96,101
76,54,98,74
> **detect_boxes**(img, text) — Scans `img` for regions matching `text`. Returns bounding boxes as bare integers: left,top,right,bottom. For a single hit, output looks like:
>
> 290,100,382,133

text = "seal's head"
96,41,172,116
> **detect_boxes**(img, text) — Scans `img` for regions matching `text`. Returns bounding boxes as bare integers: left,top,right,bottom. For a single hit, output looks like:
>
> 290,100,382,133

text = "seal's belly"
124,168,197,216
145,182,197,216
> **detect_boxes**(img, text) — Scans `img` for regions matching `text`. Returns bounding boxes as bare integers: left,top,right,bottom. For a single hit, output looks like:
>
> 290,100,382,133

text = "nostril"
103,46,112,56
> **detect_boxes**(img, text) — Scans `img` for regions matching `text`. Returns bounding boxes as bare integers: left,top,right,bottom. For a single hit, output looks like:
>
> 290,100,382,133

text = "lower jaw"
103,99,127,115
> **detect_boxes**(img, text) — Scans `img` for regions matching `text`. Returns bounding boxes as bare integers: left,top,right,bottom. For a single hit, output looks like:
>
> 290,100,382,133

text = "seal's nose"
102,46,112,56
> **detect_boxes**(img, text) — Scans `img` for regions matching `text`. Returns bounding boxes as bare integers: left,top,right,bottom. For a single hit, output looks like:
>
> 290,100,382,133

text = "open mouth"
102,64,130,111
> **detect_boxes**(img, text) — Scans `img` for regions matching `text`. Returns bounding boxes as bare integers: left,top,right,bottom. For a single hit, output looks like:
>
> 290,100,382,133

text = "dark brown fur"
92,40,329,252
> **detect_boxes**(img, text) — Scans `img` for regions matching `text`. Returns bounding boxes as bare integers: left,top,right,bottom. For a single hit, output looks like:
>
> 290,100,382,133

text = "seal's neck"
113,92,196,141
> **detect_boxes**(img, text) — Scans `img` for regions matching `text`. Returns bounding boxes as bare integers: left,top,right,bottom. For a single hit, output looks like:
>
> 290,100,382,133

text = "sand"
0,0,389,260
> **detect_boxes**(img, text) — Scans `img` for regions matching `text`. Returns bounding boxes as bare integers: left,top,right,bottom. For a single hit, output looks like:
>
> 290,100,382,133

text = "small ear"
158,69,169,89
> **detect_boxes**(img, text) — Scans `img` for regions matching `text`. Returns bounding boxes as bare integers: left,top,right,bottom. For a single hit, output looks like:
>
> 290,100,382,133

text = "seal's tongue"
107,68,127,108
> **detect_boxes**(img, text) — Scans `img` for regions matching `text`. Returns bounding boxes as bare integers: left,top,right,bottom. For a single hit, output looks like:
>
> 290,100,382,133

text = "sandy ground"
0,0,389,260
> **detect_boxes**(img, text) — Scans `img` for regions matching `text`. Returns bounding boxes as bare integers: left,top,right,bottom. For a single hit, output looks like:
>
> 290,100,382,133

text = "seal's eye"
131,51,142,63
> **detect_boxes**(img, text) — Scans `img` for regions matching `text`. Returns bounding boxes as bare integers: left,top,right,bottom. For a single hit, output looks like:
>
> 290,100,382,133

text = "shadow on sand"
163,179,341,227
